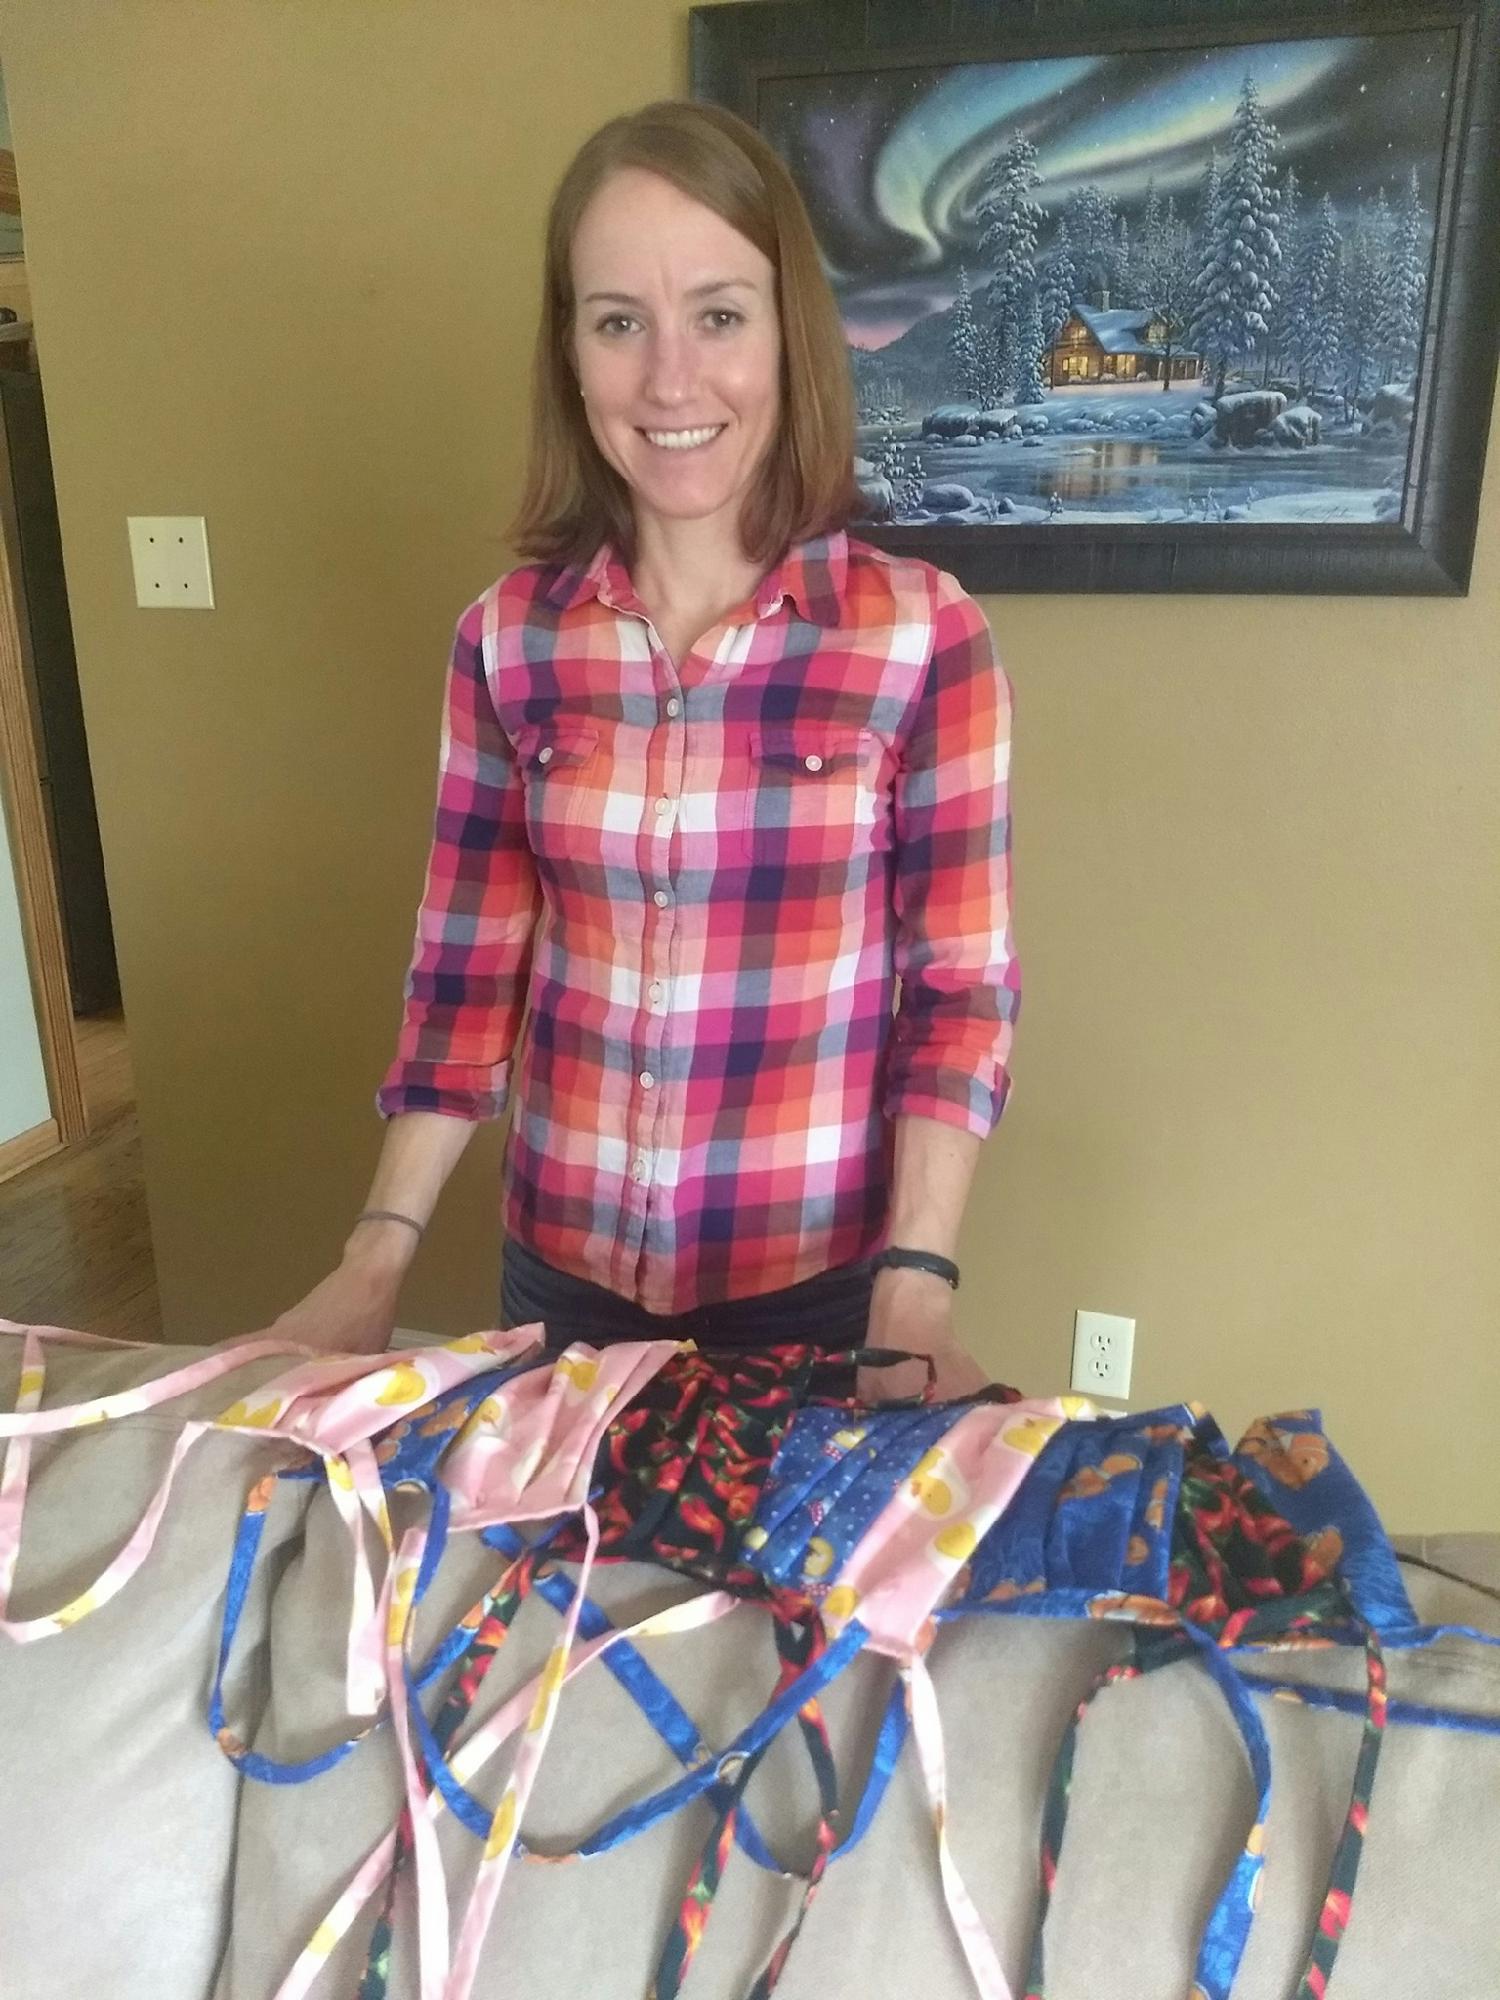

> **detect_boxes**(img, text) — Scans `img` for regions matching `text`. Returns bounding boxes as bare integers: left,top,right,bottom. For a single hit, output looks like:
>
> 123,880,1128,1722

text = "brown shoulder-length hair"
505,98,861,573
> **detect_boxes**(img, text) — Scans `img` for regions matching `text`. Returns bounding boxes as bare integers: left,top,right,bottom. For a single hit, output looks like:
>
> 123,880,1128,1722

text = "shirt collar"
543,527,849,630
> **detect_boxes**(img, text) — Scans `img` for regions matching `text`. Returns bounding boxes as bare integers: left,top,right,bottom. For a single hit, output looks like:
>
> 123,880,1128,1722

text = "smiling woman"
272,100,1019,1410
565,168,785,634
510,100,860,579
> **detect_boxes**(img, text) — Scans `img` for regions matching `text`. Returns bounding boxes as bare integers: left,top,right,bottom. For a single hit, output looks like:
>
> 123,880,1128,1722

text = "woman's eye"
596,314,636,336
705,308,744,330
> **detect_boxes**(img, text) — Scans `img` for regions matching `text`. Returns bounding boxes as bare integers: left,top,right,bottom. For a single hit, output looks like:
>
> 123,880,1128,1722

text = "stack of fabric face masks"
2,1317,1496,2000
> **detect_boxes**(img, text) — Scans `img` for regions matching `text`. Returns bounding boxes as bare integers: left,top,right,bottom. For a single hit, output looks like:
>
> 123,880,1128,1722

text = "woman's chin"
629,481,749,526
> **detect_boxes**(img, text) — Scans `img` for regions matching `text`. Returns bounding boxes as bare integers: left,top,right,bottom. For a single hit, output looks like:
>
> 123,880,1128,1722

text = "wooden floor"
0,1008,162,1338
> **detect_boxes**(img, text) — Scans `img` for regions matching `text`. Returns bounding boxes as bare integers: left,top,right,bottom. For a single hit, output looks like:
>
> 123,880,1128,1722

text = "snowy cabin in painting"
1049,303,1202,388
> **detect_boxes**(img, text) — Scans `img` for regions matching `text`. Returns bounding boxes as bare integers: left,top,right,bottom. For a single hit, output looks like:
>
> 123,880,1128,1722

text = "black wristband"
872,1245,960,1291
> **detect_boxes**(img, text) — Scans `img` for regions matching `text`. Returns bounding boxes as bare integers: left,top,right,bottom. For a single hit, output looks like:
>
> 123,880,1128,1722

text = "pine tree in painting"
987,321,1018,411
1337,192,1391,415
1188,74,1283,398
947,264,989,406
1137,181,1166,313
1140,181,1162,280
1196,150,1222,267
976,134,1046,401
1039,213,1078,344
1139,193,1196,392
897,447,927,520
876,434,905,487
867,397,906,489
1263,166,1301,384
1287,192,1343,398
1378,167,1428,384
1014,289,1049,404
1064,183,1116,306
1109,211,1133,307
1190,151,1222,376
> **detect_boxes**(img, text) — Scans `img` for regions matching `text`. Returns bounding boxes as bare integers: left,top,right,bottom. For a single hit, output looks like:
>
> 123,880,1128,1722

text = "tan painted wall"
1,1,1495,1526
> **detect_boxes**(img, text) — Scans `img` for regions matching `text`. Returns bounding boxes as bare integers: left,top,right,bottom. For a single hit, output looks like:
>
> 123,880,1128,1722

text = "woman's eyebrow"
580,278,760,305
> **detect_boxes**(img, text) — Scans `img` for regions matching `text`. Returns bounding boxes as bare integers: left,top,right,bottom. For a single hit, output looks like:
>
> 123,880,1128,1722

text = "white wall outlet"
1071,1309,1135,1401
127,516,215,608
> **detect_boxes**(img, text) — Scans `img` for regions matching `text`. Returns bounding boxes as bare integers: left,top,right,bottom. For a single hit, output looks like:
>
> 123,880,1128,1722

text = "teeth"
643,425,724,450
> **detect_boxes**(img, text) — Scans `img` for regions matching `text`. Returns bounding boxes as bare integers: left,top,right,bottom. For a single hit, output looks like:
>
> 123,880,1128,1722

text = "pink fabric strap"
906,1651,1017,2000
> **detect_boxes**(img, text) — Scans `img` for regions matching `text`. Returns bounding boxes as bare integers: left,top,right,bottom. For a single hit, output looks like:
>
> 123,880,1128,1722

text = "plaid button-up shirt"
375,528,1018,1314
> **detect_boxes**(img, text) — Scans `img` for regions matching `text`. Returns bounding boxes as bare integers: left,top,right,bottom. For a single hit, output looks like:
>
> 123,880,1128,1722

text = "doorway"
0,59,160,1337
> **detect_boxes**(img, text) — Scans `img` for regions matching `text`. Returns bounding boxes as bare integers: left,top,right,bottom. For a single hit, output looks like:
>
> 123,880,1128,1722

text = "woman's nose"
641,328,697,405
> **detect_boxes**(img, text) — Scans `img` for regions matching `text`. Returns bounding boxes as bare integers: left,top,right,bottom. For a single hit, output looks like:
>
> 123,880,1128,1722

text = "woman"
272,100,1018,1399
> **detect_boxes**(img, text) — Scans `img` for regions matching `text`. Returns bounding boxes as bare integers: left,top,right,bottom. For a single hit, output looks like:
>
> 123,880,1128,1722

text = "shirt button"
631,1156,648,1183
639,1070,655,1090
666,697,682,719
804,753,824,773
538,745,554,765
653,889,670,908
649,982,663,1004
655,797,671,815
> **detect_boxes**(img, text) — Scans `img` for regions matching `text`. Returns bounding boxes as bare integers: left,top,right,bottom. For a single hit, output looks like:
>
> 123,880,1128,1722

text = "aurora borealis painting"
751,24,1461,535
762,34,1455,352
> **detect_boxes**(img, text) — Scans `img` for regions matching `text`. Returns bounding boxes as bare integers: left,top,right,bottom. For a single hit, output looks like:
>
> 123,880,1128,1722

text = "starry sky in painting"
758,28,1459,348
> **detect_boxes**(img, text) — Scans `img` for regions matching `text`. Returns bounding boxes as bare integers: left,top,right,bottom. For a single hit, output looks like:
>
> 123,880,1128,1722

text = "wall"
0,0,1495,1526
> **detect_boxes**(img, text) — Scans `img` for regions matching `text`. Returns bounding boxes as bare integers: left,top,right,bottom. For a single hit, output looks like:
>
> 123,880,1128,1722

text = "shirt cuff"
883,1065,1009,1140
374,1063,511,1123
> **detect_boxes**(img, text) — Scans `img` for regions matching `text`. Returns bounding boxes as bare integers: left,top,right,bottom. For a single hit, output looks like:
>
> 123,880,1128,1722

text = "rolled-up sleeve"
374,601,541,1121
884,569,1019,1137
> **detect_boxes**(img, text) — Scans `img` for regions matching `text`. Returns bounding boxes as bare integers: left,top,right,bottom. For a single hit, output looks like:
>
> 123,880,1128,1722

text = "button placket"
634,902,674,1206
630,629,682,1237
591,601,680,1269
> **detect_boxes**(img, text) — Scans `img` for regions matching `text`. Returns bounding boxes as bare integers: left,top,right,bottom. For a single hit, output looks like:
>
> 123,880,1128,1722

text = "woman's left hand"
858,1266,989,1403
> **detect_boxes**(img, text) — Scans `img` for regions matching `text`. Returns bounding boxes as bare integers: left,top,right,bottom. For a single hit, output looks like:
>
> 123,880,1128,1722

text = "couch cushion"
6,1330,1499,2000
0,1329,318,2000
215,1484,1500,1999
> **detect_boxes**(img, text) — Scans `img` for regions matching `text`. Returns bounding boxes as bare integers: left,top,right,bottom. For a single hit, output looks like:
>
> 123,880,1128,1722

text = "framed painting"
692,0,1500,593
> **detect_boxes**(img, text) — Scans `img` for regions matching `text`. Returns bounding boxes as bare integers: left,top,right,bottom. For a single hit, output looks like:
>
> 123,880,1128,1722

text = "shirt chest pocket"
741,723,877,866
514,720,599,838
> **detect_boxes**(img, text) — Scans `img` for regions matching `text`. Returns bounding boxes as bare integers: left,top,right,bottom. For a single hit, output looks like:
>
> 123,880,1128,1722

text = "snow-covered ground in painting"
857,381,1409,526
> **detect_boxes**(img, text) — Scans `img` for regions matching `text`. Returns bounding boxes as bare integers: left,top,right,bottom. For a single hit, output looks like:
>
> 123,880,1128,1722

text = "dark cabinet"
0,367,119,1016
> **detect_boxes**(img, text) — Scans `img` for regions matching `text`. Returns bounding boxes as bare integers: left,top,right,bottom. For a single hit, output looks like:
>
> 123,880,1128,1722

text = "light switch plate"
127,515,214,608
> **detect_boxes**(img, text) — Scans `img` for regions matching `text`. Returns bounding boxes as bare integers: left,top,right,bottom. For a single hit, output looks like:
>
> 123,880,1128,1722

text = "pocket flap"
749,722,871,774
514,719,599,771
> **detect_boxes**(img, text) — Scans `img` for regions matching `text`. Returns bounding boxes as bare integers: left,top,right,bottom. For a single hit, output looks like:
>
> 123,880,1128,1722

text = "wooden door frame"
0,384,86,1184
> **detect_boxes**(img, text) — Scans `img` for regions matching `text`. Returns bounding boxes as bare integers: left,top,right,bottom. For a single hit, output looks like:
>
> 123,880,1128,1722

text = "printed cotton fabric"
5,1319,1497,2000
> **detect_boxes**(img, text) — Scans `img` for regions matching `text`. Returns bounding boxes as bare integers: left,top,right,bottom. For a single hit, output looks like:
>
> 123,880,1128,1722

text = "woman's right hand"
262,1228,414,1355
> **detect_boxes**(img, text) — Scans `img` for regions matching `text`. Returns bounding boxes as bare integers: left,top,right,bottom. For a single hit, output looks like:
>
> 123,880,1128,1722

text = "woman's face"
568,166,782,548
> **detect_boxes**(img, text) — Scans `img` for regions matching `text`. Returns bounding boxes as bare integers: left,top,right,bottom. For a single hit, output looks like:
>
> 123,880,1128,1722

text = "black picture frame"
692,0,1500,595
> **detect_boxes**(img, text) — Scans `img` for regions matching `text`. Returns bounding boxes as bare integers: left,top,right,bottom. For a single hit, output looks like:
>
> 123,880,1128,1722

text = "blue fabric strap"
1232,1667,1500,1736
516,1617,870,1859
471,1524,909,1870
209,1477,375,1784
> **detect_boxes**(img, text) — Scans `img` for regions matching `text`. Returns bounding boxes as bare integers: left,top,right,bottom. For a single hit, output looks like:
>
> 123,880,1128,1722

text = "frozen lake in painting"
855,385,1409,526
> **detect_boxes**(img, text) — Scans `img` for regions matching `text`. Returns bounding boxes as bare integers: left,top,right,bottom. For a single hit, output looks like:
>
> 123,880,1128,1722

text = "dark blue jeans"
500,1234,875,1357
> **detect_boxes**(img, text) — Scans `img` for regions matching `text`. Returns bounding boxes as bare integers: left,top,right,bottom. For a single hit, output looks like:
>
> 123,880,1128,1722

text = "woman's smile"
638,423,728,452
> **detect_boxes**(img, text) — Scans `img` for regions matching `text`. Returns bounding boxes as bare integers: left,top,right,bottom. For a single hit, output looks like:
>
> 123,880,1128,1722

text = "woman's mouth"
637,424,727,452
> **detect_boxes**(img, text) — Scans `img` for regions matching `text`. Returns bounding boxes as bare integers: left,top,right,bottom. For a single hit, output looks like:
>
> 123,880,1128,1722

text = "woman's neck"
628,511,767,624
